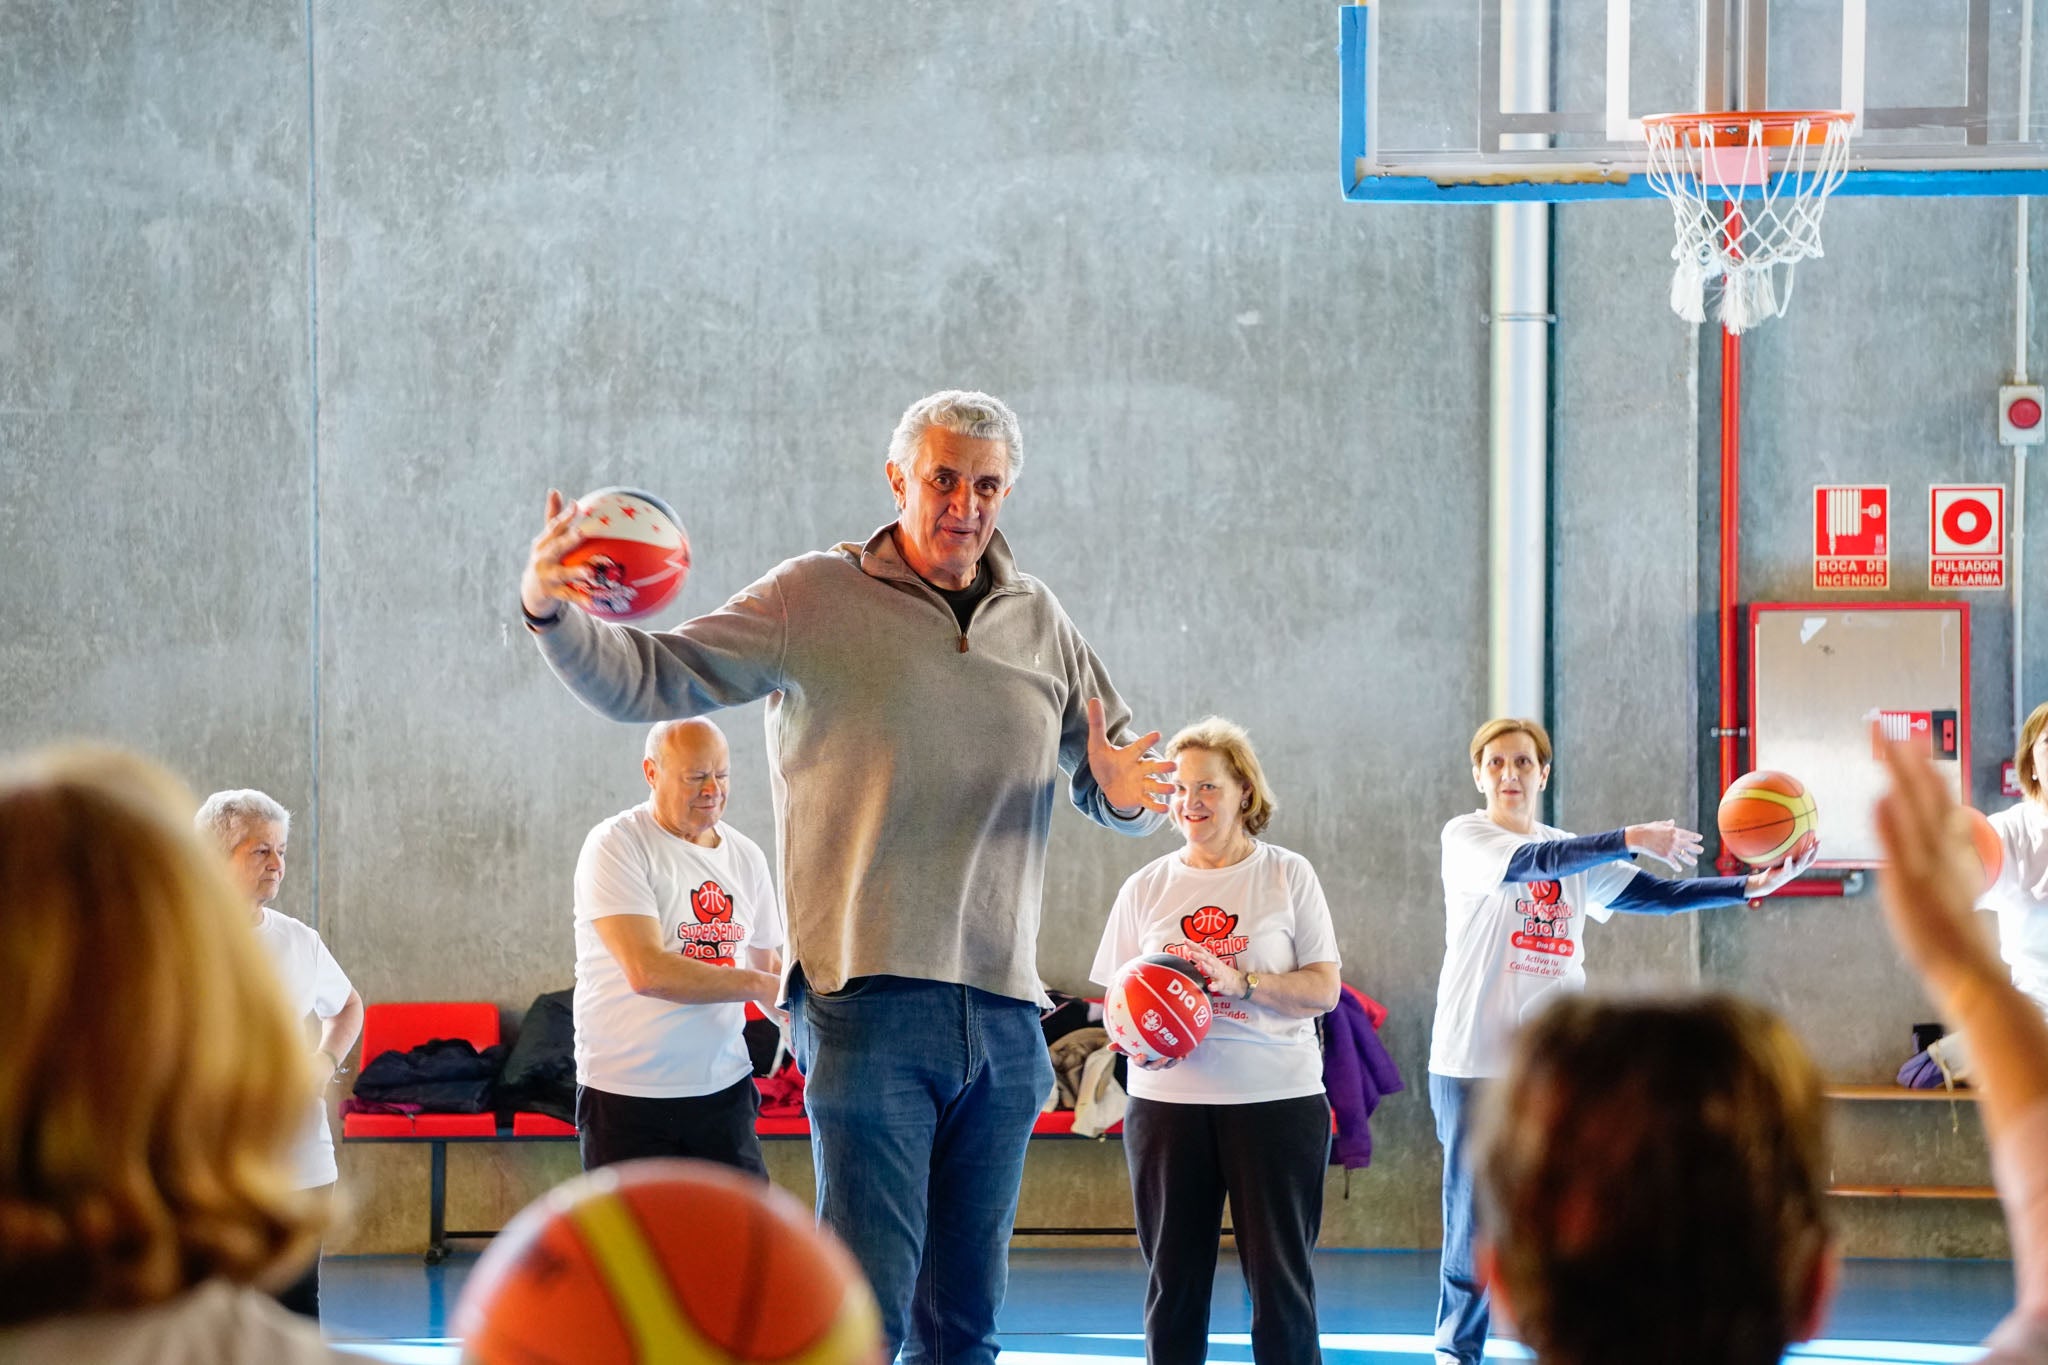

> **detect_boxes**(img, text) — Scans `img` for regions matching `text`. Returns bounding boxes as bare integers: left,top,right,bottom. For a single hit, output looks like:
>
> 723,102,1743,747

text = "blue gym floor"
323,1247,2017,1363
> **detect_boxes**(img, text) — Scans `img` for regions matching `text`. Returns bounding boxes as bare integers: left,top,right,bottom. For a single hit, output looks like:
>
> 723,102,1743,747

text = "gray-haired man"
520,391,1171,1364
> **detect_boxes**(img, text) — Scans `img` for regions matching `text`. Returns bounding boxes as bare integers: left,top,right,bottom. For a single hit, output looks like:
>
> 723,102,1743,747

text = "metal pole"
2015,0,2035,738
1489,0,1554,735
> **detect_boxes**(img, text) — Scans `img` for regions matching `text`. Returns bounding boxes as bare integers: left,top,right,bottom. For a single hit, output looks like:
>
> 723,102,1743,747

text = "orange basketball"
454,1159,883,1365
1717,770,1819,866
1964,807,2004,894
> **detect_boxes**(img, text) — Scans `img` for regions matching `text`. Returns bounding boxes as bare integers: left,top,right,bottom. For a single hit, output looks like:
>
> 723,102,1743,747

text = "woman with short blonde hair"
1427,717,1817,1364
0,747,344,1361
1973,700,2048,1024
1091,716,1342,1365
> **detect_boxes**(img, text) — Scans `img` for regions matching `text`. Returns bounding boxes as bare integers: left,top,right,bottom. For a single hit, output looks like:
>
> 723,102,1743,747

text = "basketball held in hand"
560,487,691,622
1963,806,2004,894
454,1158,884,1365
1104,953,1213,1066
1717,770,1819,866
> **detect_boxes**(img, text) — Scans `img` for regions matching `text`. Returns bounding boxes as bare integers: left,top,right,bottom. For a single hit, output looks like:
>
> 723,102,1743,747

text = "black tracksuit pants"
1123,1092,1332,1365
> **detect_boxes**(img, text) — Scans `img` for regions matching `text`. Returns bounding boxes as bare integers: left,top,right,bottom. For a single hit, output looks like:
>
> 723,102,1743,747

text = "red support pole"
1711,201,1838,895
1716,202,1745,876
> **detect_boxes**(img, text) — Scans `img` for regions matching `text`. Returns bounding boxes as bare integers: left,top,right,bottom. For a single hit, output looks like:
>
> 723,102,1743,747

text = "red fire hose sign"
1928,485,2005,590
1813,485,1889,589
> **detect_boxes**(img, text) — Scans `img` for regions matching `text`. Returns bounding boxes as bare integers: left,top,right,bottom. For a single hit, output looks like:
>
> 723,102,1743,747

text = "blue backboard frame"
1339,3,2048,204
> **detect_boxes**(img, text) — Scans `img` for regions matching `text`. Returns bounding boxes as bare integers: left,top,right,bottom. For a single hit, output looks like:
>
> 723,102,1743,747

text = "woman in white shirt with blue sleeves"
1091,717,1341,1365
1427,717,1815,1365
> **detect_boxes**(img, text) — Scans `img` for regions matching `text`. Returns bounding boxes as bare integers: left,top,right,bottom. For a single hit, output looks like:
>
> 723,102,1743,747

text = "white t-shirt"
1089,842,1342,1105
1978,802,2048,1016
251,908,353,1190
573,806,784,1099
1428,813,1637,1080
0,1280,350,1364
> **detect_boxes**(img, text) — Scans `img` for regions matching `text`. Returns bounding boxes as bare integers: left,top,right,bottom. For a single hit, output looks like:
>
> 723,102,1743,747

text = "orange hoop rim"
1641,109,1856,147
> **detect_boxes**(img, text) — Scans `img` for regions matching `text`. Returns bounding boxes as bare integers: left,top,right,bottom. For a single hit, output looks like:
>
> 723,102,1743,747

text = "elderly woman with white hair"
196,788,363,1322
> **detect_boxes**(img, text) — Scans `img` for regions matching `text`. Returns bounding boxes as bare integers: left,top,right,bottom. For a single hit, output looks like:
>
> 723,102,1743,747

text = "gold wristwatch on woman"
1243,972,1261,1000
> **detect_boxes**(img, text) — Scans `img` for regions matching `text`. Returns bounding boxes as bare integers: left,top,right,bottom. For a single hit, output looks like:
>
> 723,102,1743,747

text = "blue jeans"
1429,1072,1490,1365
791,970,1054,1365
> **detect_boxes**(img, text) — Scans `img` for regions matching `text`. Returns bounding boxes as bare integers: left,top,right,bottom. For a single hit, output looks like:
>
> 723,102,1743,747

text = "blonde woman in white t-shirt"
1427,717,1814,1365
1936,702,2048,1083
0,748,346,1364
1090,717,1341,1365
1467,734,2048,1365
1975,701,2048,1020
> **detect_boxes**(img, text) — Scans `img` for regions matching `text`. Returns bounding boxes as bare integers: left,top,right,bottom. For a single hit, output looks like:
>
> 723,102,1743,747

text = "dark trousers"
272,1183,330,1320
575,1073,767,1177
1124,1093,1332,1365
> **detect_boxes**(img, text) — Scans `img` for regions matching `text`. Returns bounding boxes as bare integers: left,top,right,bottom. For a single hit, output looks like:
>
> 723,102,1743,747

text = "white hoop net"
1642,113,1853,334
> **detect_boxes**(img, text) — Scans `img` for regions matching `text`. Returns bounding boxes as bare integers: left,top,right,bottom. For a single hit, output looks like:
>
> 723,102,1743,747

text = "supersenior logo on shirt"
1165,905,1253,1022
1174,905,1248,959
1510,880,1576,973
677,879,746,967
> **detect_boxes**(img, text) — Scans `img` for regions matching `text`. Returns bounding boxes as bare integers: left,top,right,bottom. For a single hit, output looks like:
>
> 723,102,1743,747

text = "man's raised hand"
1085,697,1174,815
520,489,595,621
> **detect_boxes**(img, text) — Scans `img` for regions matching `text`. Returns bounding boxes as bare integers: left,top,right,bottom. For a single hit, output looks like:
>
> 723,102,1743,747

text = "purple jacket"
1323,986,1404,1169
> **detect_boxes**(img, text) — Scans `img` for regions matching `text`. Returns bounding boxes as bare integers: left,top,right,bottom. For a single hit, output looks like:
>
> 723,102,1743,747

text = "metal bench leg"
425,1141,448,1266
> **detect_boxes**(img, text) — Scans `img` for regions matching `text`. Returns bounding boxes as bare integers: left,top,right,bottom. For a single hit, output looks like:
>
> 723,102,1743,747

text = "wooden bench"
1821,1083,1998,1201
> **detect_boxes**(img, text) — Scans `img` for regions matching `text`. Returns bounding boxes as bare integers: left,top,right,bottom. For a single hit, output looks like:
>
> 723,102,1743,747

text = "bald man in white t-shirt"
573,718,785,1175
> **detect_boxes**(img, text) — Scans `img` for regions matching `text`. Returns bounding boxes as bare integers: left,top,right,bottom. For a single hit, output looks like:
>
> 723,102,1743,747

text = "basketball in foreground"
1717,770,1819,866
1104,953,1213,1066
1963,806,2004,894
454,1158,883,1365
560,487,692,622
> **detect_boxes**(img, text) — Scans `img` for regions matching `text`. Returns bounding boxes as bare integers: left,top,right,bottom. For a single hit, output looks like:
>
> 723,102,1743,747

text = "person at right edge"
1465,734,2048,1365
1427,716,1816,1365
1945,699,2048,1083
1868,731,2048,1361
518,390,1172,1364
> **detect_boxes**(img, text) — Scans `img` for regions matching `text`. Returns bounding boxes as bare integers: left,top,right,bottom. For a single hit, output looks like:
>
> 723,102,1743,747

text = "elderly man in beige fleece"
519,391,1171,1364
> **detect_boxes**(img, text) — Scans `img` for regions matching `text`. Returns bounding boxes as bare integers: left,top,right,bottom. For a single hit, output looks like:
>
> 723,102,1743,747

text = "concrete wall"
2,1,2035,1259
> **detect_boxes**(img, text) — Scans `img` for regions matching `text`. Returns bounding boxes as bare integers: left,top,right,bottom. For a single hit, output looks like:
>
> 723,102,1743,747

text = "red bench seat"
343,1001,1134,1260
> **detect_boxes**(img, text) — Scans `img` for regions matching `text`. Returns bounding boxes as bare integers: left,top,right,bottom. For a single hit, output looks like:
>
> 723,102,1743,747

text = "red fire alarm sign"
1929,484,2006,590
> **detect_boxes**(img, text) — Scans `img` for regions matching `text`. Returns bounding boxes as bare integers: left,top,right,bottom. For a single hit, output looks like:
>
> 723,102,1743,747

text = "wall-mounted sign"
1814,485,1890,589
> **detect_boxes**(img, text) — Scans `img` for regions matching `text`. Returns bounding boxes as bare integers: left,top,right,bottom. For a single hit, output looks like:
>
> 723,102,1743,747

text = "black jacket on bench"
354,1038,504,1114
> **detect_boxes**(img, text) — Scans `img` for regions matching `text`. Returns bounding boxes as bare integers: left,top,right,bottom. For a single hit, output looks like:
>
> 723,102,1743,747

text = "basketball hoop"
1642,110,1854,334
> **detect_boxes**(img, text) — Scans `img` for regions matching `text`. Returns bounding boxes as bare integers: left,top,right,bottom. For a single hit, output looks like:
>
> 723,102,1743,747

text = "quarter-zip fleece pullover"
533,523,1166,1004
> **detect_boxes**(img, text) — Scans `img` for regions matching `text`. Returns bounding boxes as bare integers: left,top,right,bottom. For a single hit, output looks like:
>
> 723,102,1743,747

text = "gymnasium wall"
3,1,2037,1256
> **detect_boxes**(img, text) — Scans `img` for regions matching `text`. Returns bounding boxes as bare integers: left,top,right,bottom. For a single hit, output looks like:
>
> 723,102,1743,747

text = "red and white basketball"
561,487,691,622
1964,806,2004,894
1104,953,1213,1066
